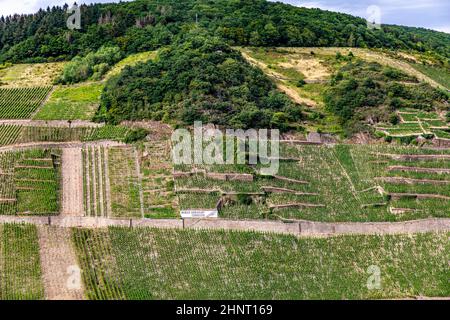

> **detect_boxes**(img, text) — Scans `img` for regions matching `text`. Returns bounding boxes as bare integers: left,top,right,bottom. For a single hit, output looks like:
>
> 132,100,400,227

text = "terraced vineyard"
0,125,22,146
72,227,449,300
139,141,178,218
376,108,450,139
0,223,44,300
0,87,52,119
34,82,103,121
0,149,61,215
174,143,450,222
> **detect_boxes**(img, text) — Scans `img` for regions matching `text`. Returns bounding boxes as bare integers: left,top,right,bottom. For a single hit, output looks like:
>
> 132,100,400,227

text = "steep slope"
0,0,449,63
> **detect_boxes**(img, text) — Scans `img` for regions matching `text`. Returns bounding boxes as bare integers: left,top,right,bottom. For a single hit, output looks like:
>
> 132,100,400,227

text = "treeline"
1,0,449,63
97,31,302,130
324,55,449,136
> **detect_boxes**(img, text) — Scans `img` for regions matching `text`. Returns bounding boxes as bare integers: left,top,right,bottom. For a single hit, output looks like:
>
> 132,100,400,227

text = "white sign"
181,210,218,218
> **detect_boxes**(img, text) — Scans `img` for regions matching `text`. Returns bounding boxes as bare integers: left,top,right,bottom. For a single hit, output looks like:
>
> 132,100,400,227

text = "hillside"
98,32,301,129
0,0,449,302
0,0,449,64
240,47,449,138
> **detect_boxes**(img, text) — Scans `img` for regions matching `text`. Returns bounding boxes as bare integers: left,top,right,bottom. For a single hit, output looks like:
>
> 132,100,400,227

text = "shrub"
57,46,122,84
389,113,400,125
124,128,149,144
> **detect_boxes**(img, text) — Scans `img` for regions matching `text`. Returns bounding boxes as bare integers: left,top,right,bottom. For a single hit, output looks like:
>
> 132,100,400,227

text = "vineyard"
82,146,109,217
33,82,104,121
139,141,178,218
71,227,450,300
0,149,61,215
107,146,142,218
0,125,130,147
0,87,52,119
376,108,450,139
174,143,450,222
0,223,44,300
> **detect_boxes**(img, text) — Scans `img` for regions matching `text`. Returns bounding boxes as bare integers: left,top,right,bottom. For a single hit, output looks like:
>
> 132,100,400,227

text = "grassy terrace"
34,82,103,121
72,227,449,300
139,141,178,219
108,147,142,218
0,149,61,216
174,143,450,222
377,108,449,139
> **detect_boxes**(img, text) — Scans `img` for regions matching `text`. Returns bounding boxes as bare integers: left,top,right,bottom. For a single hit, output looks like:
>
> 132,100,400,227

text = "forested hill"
0,0,449,63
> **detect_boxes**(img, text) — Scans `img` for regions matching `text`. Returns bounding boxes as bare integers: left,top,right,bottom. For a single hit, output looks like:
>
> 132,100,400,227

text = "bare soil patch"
279,58,330,80
61,148,84,216
38,226,84,300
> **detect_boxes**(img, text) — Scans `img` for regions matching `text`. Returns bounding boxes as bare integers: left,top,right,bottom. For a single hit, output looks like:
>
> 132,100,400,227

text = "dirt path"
61,148,84,216
37,226,84,300
0,215,448,237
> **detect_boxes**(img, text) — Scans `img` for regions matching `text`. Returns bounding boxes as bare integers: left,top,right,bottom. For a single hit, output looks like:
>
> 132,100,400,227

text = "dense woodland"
1,0,449,63
98,31,301,129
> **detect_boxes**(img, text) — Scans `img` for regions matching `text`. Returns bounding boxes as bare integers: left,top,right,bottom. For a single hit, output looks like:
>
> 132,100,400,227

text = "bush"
57,46,122,84
296,79,306,87
389,113,400,125
123,128,149,144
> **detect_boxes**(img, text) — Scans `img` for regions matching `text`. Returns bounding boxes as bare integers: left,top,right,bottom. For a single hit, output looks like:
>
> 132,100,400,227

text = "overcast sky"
0,0,448,33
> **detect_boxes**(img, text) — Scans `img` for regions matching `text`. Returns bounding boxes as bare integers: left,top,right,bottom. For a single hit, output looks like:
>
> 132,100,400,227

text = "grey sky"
0,0,448,33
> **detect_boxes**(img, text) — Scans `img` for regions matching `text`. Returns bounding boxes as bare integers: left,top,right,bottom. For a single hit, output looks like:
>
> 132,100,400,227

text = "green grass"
105,51,157,79
0,223,44,300
410,63,450,90
72,227,450,300
33,82,103,120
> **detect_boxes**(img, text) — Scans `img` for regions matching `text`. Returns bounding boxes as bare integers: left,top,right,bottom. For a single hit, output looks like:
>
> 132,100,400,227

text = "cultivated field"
107,146,143,218
174,143,450,222
34,82,104,120
0,149,61,215
0,87,52,119
139,141,178,218
72,227,450,300
0,223,44,299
